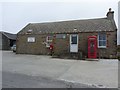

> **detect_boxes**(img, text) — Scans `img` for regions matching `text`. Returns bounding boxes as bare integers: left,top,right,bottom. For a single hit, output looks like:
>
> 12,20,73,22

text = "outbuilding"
0,31,16,50
17,8,117,59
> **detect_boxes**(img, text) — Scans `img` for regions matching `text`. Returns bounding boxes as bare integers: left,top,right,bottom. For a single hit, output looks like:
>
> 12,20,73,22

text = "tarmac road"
2,51,118,88
2,71,94,88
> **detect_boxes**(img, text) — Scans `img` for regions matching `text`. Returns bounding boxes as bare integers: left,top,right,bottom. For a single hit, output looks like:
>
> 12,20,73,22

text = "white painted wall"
118,1,120,45
0,3,2,31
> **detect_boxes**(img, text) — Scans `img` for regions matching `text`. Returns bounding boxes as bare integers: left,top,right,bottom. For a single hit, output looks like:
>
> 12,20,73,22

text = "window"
98,33,106,48
46,36,53,47
27,29,33,32
71,35,77,44
46,36,53,42
27,37,35,42
56,34,66,39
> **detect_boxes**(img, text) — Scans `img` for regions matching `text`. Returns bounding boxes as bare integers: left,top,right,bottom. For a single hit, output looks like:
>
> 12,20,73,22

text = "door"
70,34,78,52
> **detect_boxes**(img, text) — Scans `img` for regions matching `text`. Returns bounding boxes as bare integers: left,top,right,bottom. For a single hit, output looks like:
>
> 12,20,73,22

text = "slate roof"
18,17,117,34
0,31,17,40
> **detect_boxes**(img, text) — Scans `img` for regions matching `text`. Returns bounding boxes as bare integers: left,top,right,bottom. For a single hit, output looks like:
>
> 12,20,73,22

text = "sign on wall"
27,37,35,42
56,34,66,39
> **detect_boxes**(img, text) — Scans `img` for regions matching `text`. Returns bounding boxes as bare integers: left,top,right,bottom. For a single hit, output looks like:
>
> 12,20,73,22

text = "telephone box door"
88,36,97,58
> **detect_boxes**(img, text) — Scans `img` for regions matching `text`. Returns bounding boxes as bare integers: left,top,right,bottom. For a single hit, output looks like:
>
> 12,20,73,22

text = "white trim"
27,37,35,42
46,36,53,47
46,43,50,47
70,34,78,52
98,46,106,48
98,33,107,48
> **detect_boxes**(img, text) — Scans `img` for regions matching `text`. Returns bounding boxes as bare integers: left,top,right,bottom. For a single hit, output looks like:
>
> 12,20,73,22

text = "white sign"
27,37,35,42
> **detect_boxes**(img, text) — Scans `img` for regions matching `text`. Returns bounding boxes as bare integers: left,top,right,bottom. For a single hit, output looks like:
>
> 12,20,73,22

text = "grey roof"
0,31,17,40
18,17,117,34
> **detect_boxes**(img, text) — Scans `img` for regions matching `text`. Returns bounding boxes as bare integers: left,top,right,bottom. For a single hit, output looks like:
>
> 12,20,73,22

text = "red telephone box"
88,36,97,59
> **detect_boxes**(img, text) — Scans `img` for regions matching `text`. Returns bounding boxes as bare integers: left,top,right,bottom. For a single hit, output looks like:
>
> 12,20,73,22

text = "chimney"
106,8,114,20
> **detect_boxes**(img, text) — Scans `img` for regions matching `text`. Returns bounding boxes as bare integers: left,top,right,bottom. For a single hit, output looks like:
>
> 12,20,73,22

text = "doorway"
70,34,78,53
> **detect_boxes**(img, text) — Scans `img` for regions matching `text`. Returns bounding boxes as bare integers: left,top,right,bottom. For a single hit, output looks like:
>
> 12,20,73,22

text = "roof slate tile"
18,18,116,34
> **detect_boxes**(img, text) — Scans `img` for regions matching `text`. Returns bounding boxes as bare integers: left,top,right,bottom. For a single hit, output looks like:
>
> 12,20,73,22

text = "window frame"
27,37,35,43
56,34,66,39
98,33,107,48
46,36,53,47
71,35,77,44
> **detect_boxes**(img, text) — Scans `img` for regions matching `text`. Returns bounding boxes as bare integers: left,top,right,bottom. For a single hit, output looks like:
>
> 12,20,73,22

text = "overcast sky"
0,0,120,44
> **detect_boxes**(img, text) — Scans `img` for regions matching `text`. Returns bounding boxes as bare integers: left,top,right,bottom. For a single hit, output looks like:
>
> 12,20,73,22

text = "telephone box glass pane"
90,41,94,53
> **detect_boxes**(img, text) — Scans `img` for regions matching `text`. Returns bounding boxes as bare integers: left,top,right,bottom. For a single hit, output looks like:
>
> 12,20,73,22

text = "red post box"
49,44,53,56
50,44,53,50
88,36,97,59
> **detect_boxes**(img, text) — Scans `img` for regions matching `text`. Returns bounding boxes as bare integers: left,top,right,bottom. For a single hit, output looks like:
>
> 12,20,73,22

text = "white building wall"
0,3,2,31
0,33,2,50
118,1,120,45
0,3,2,50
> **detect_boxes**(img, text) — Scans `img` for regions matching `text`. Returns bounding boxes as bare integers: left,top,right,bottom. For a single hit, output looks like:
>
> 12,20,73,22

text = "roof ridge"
29,17,108,25
18,16,115,34
2,32,16,40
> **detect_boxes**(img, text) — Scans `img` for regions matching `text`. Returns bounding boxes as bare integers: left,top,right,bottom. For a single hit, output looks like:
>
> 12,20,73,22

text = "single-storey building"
0,31,17,50
117,45,120,60
16,8,117,59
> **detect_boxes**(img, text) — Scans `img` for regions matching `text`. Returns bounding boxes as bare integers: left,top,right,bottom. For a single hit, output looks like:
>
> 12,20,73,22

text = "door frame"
70,34,78,53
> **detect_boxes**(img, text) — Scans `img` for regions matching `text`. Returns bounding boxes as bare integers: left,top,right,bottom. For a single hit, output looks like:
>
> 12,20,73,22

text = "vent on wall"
27,29,33,32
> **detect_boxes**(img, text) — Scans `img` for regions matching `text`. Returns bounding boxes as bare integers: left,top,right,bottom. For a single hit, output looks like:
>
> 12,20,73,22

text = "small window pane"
99,33,106,40
99,35,103,40
98,33,106,47
99,41,102,46
72,36,77,44
103,35,106,40
48,36,53,40
46,36,53,42
103,41,106,46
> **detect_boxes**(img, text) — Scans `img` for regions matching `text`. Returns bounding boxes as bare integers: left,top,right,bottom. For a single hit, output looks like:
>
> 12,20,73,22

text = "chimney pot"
106,8,114,20
109,8,112,12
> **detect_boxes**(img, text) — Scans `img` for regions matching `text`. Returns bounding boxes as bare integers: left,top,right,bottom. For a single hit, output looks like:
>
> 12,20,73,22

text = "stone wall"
53,31,117,58
17,31,117,58
16,34,50,55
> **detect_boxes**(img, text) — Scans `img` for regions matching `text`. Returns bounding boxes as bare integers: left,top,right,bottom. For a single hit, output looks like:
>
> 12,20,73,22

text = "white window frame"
56,34,66,39
46,36,53,47
27,37,35,43
70,34,78,52
98,33,107,48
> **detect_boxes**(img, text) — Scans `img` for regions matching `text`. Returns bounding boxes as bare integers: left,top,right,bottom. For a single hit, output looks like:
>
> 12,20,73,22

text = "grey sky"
0,0,120,44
